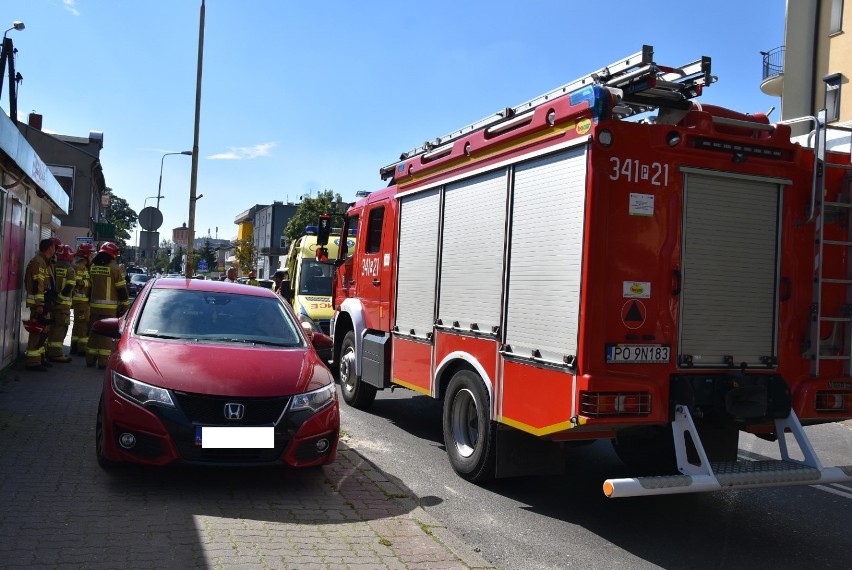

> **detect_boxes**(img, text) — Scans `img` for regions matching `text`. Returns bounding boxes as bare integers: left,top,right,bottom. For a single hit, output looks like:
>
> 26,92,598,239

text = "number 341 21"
609,157,669,186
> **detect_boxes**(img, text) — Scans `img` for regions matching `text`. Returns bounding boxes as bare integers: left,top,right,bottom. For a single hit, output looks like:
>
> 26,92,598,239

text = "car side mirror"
91,317,122,339
311,332,333,350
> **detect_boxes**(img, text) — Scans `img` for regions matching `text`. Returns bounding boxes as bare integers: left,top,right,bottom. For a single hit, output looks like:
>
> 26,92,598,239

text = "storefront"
0,112,68,373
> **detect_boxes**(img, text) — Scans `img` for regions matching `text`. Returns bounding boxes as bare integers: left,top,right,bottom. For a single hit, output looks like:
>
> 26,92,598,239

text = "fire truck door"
679,169,784,368
358,203,391,330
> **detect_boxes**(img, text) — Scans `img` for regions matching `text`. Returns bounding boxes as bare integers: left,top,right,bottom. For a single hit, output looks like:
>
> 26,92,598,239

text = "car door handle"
372,279,380,286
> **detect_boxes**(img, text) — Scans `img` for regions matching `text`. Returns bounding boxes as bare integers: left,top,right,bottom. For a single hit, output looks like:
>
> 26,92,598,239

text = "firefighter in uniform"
46,245,77,363
247,270,258,286
23,238,57,371
86,242,130,368
70,243,94,356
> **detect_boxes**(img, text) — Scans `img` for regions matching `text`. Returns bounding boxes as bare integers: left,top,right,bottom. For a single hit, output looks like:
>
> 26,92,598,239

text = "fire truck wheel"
338,331,377,409
443,370,496,483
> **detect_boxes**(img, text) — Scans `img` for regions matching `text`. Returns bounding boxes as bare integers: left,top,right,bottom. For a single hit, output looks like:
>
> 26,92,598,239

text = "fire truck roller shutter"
396,188,441,338
679,170,784,367
504,147,588,364
439,169,508,334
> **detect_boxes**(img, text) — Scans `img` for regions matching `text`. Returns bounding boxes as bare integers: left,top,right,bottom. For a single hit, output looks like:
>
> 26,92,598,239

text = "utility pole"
186,0,205,278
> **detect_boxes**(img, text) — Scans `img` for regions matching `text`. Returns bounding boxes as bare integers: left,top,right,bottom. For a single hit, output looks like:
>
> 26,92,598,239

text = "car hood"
117,336,332,397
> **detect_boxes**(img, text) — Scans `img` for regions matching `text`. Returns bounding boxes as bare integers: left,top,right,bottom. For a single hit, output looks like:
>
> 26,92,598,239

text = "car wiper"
138,332,183,339
204,337,296,347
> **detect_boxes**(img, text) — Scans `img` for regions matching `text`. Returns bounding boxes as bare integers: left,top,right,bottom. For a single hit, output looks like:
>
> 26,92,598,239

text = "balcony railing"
761,46,784,80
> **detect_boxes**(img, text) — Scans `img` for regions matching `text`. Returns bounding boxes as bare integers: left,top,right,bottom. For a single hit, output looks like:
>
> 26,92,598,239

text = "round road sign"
139,206,164,231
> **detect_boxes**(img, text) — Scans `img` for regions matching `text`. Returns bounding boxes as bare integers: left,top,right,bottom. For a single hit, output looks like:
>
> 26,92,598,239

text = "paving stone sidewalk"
0,351,495,569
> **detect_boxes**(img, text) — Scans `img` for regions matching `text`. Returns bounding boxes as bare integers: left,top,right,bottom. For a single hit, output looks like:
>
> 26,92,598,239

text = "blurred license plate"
606,344,670,364
196,426,274,448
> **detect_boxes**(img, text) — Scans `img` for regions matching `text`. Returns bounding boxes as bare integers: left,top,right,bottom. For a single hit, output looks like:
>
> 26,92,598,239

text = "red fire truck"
324,45,852,497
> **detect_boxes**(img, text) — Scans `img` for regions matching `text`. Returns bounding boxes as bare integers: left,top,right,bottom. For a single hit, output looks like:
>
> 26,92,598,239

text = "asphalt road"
338,385,852,570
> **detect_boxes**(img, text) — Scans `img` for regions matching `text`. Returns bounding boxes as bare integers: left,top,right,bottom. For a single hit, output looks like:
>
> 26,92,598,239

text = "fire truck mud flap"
602,406,852,498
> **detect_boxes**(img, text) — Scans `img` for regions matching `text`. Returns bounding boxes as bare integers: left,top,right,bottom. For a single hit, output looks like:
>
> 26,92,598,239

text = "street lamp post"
157,151,192,210
0,20,25,119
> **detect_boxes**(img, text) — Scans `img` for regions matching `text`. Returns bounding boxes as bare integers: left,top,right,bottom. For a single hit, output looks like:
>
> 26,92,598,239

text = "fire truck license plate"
606,344,670,364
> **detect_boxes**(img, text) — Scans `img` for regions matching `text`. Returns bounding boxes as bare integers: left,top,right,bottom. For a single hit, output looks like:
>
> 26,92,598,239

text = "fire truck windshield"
298,260,334,296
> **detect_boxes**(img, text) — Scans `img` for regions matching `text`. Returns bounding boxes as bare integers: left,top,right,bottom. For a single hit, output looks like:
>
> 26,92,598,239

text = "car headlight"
290,382,336,413
111,371,175,408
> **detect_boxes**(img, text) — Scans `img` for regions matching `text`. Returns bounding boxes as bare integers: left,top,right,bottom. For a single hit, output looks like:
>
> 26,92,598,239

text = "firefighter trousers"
86,307,116,367
24,309,50,367
71,301,90,355
47,307,72,360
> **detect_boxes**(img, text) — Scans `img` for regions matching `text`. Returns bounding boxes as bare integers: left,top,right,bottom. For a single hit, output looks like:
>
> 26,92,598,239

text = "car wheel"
95,402,117,470
338,330,377,409
442,369,496,483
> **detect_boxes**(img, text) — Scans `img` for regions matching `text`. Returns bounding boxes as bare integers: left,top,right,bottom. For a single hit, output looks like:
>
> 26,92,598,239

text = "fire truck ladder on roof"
383,45,714,176
793,112,852,377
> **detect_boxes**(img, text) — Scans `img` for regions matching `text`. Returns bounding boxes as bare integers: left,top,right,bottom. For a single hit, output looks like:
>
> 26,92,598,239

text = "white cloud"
63,0,80,16
207,142,276,160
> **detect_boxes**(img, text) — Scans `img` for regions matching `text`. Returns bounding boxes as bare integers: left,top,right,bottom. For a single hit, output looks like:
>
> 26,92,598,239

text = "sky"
2,0,787,242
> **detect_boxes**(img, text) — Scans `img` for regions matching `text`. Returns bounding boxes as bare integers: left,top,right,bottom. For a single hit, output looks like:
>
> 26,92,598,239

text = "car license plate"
606,344,670,364
196,426,274,449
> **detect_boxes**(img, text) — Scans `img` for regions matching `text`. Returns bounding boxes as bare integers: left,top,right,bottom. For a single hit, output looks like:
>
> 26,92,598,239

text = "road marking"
812,484,852,500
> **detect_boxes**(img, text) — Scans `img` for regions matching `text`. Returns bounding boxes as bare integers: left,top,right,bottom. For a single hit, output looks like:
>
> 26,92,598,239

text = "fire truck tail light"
580,392,651,417
815,391,852,412
598,130,613,147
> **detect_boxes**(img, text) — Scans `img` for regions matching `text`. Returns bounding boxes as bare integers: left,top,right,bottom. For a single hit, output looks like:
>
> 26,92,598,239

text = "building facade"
252,201,297,279
17,113,106,247
762,0,852,147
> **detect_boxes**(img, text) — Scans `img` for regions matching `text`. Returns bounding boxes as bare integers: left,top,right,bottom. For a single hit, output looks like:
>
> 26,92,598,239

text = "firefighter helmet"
22,319,45,335
99,242,120,258
50,237,63,249
58,245,75,261
76,243,95,257
249,271,256,278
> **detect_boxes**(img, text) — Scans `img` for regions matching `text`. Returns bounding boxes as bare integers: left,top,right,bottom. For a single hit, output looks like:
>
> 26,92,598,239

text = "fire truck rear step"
603,405,852,498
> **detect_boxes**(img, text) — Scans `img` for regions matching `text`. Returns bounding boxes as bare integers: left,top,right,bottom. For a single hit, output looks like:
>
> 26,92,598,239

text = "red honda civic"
93,277,338,470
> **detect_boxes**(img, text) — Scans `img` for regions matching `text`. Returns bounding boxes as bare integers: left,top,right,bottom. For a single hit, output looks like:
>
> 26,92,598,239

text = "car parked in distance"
93,278,338,471
127,274,150,297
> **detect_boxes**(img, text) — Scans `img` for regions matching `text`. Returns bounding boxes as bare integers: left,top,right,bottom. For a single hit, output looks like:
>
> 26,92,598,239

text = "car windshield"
130,274,150,284
298,260,334,296
135,288,305,346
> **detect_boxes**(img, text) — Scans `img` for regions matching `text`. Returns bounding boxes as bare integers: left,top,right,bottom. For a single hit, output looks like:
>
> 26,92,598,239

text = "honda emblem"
224,403,245,421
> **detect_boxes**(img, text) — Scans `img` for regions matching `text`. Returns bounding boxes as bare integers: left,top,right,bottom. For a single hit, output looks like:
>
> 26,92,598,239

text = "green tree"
284,189,347,246
171,246,184,273
151,239,174,273
104,189,136,252
201,239,216,268
233,237,257,275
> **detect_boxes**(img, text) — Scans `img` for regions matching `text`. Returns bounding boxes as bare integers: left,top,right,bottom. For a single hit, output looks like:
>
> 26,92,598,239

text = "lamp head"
12,21,24,31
